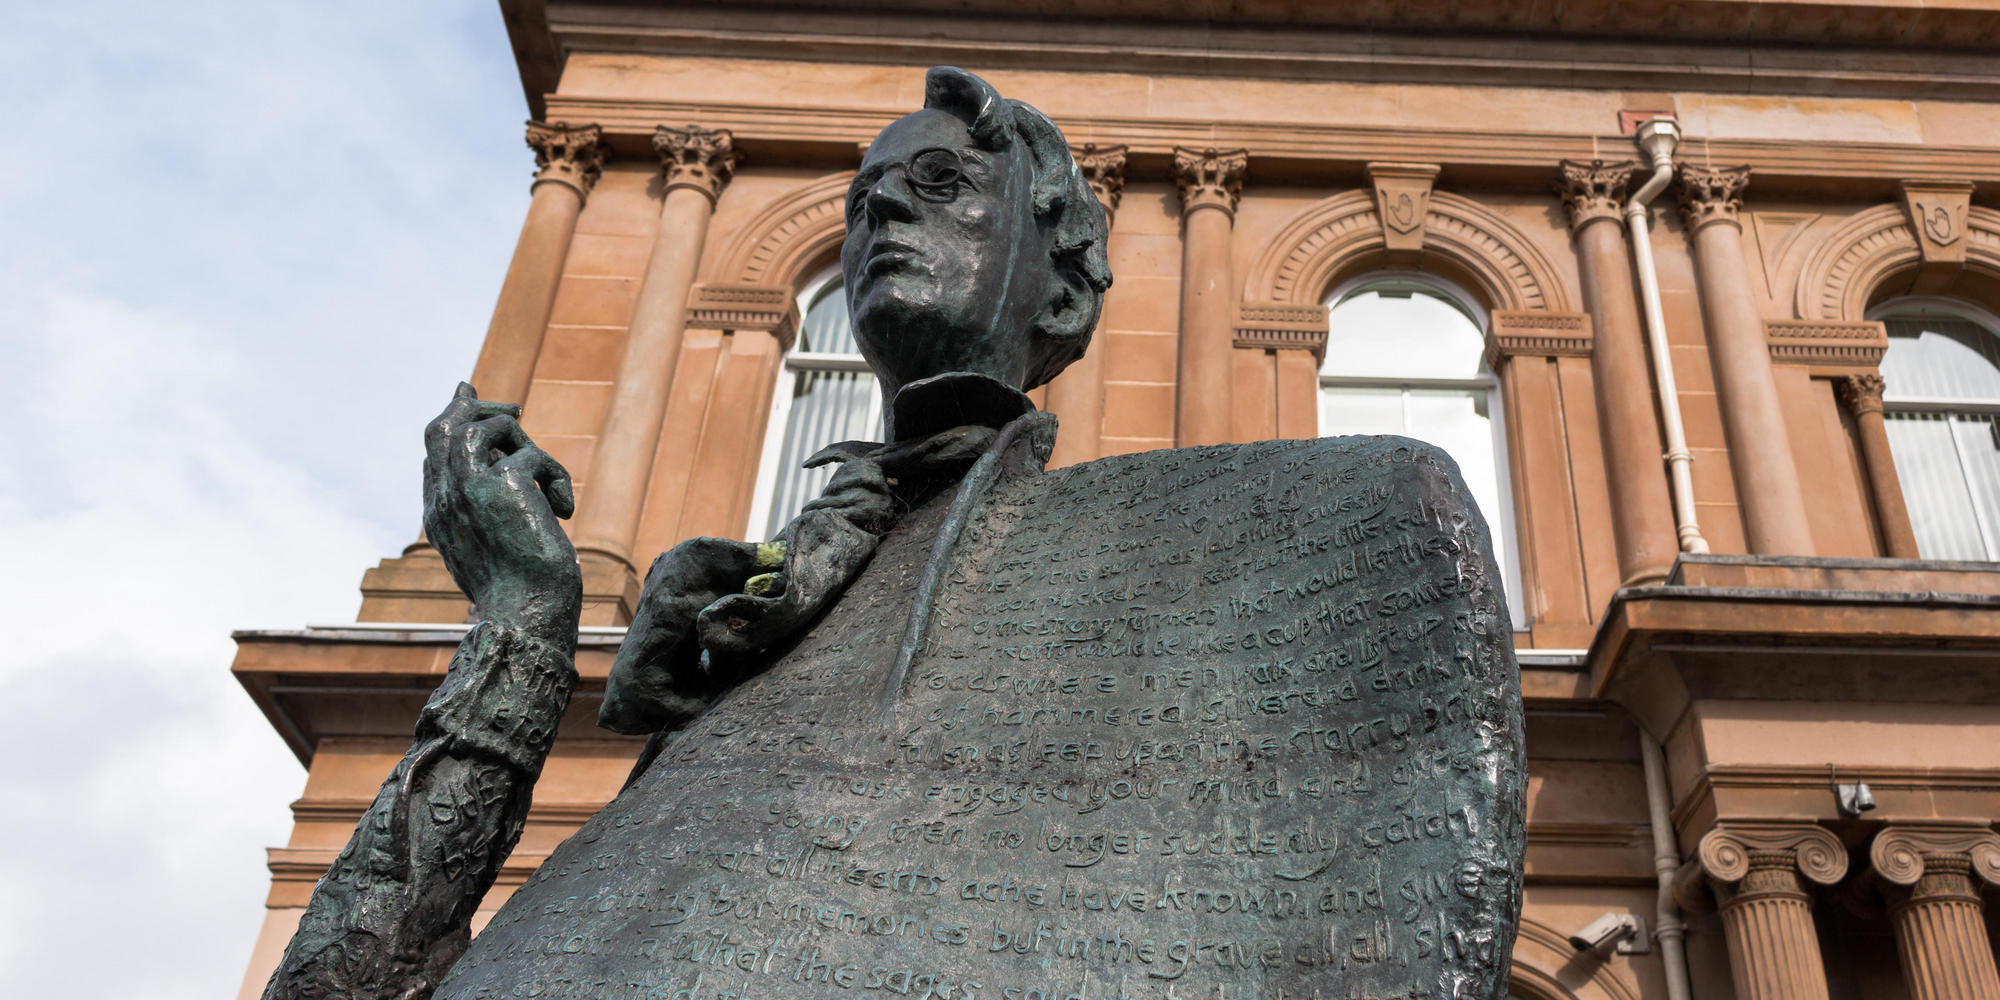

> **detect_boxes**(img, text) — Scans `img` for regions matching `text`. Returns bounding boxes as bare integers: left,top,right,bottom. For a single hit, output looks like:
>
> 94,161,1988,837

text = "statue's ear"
1036,256,1100,347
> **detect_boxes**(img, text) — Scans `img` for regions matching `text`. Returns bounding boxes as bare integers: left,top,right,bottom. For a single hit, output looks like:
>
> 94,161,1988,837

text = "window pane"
1949,414,2000,559
1323,287,1486,379
1882,316,2000,402
798,283,860,355
1318,385,1404,436
766,368,882,537
1884,411,1992,560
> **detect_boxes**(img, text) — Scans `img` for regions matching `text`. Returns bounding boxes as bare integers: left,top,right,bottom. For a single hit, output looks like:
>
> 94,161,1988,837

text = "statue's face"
841,109,1049,399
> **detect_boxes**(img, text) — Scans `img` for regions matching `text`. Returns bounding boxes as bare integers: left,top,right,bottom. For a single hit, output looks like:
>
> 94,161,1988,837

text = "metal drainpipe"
1625,118,1710,554
1640,732,1696,1000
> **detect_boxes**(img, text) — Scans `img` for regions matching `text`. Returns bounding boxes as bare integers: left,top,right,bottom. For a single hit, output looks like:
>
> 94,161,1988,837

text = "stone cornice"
1764,319,1889,369
1870,822,2000,888
1676,164,1753,232
525,120,608,197
1557,159,1637,232
542,96,2000,192
1172,147,1248,218
530,3,2000,103
653,124,740,202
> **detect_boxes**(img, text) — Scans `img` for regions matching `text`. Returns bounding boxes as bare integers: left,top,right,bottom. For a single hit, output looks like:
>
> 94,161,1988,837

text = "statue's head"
841,67,1112,407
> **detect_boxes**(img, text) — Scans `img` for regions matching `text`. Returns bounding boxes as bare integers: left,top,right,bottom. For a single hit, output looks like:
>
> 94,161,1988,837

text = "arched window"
746,265,884,539
1319,274,1524,627
1870,297,2000,560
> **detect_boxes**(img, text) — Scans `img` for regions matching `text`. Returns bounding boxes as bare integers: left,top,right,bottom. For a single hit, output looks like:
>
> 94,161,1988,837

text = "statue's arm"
262,384,583,1000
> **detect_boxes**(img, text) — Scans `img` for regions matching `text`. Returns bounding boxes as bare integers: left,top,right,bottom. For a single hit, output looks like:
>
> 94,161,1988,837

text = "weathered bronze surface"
444,428,1523,1000
271,65,1523,1000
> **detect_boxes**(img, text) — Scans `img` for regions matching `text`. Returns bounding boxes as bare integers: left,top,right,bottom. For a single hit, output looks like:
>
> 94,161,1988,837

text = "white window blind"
1878,306,2000,561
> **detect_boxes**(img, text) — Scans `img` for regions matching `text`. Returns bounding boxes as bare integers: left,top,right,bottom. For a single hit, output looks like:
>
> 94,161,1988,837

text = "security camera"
1836,780,1876,817
1568,913,1645,954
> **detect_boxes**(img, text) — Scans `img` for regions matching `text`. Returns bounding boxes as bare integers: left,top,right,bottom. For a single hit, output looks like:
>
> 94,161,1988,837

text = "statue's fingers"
495,444,575,519
452,414,531,476
426,385,522,460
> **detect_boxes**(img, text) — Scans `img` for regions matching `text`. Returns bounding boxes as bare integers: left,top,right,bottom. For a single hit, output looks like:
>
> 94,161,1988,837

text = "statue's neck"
884,371,1037,443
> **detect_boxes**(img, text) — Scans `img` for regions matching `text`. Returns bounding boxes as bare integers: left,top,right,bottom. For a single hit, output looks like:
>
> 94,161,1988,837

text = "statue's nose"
863,170,921,227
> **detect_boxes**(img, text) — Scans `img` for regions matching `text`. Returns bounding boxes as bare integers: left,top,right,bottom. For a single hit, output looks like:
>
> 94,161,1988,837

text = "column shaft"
1171,148,1246,449
573,126,737,567
1570,202,1679,583
1890,861,2000,1000
1680,167,1815,554
470,121,606,405
1045,145,1125,468
1839,374,1922,558
1717,864,1833,1000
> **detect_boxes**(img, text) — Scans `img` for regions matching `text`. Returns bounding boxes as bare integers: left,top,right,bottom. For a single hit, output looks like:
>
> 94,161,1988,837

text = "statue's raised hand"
422,382,582,636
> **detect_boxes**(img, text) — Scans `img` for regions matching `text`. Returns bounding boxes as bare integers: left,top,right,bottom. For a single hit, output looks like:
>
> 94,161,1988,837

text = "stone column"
1045,144,1125,468
1837,373,1923,558
1871,824,2000,1000
1171,147,1247,448
572,125,739,569
1559,160,1680,584
468,121,609,406
1677,166,1816,554
1697,822,1848,1000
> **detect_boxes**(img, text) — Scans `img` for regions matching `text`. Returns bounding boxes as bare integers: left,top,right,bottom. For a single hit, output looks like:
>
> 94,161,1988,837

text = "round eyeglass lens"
909,149,961,187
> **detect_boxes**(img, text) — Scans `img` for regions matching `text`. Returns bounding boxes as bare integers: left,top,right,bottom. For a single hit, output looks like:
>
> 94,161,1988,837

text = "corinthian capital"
1699,821,1849,887
1075,143,1127,220
525,121,609,197
1869,822,2000,889
654,125,741,203
1557,159,1637,231
1836,373,1887,416
1172,147,1248,218
1676,164,1752,232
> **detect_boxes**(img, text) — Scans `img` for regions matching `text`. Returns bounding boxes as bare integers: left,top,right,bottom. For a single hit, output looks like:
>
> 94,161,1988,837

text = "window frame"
1866,295,2000,560
744,263,884,539
1318,272,1527,630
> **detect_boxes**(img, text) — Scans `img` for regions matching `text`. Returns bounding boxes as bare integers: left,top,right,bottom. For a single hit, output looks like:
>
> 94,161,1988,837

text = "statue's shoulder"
1055,434,1471,494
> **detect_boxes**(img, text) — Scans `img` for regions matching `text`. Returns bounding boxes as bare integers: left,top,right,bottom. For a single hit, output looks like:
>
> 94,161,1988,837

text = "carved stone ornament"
1172,146,1249,217
1074,143,1127,219
687,283,801,351
654,124,741,203
1231,301,1330,356
1764,319,1890,369
1698,821,1849,886
1676,164,1752,232
1556,159,1637,231
1869,822,2000,888
524,120,609,197
1485,310,1595,368
1899,179,1975,268
1368,161,1441,255
1837,372,1887,416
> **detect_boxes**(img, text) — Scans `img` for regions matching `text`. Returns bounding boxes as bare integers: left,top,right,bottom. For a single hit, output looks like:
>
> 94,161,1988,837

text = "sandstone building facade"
232,3,2000,997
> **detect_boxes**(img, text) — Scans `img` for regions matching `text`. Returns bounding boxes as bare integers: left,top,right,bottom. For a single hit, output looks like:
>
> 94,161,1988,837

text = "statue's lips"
861,238,925,277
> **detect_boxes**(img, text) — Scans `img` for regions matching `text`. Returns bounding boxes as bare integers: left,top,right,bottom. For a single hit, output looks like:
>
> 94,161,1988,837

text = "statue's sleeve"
260,621,577,1000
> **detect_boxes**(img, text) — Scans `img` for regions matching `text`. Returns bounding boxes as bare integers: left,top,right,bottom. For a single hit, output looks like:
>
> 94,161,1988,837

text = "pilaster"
1558,158,1678,585
1171,148,1247,448
572,125,738,579
1695,822,1847,1000
1870,823,2000,1000
1836,373,1921,558
1045,144,1126,469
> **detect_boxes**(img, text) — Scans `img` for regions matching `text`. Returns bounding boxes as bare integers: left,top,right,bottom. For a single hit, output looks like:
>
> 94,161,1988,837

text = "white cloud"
0,2,530,996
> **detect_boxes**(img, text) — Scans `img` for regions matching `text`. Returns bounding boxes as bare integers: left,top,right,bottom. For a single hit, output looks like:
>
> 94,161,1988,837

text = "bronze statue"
265,67,1524,1000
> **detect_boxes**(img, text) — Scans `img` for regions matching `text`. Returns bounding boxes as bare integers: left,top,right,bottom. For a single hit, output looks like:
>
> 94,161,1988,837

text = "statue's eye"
908,149,962,189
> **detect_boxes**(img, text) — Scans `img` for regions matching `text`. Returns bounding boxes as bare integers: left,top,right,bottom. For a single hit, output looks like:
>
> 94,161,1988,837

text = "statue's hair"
923,67,1113,389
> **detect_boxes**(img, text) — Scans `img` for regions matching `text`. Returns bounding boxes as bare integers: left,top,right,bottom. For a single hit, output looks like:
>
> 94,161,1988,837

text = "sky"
0,3,531,995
